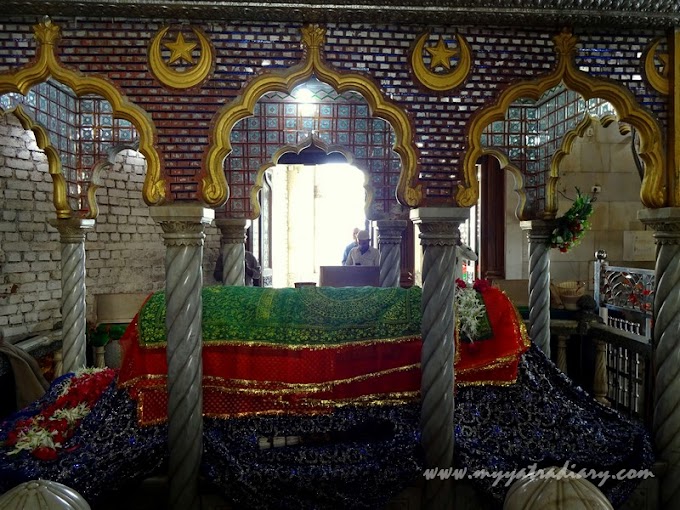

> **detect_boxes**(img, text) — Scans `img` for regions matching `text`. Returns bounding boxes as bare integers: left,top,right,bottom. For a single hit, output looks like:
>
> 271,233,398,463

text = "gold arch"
3,106,71,218
249,135,376,220
204,24,422,209
480,149,528,220
458,29,666,215
0,19,164,218
549,113,623,215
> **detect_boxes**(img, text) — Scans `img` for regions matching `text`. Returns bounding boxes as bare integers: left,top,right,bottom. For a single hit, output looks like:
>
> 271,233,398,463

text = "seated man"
344,230,380,266
341,227,360,265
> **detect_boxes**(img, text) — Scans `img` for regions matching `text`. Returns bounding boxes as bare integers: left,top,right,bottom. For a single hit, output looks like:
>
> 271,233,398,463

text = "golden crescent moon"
643,37,669,96
149,26,213,90
410,31,472,92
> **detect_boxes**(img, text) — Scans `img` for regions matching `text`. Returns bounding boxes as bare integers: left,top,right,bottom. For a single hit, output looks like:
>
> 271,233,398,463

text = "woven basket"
556,281,586,297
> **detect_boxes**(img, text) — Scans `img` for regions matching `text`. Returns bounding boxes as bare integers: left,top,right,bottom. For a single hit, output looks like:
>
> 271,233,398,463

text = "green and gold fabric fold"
139,285,422,347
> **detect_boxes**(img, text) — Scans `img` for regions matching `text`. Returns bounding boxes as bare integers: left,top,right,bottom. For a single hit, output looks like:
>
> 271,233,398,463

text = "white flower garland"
454,285,487,342
5,367,114,459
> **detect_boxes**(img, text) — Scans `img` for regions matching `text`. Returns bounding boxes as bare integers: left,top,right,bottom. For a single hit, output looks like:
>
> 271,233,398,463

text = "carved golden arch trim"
249,135,376,221
204,24,422,209
458,30,666,215
0,19,164,218
481,149,527,221
549,113,620,215
4,106,71,217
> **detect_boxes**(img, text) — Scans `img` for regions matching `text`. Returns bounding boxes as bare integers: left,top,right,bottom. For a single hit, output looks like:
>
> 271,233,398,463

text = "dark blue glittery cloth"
454,344,654,508
0,373,167,502
0,345,653,509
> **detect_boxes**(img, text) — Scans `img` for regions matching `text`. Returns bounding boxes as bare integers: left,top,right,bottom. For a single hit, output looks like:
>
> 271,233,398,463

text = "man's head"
352,227,360,240
357,230,370,253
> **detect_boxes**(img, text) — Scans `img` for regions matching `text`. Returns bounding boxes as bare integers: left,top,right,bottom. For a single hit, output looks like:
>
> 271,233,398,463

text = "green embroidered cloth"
139,285,422,347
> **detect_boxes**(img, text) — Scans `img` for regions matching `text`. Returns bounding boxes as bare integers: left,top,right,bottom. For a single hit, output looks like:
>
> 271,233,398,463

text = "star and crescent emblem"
164,32,198,65
643,37,669,96
410,31,472,92
148,26,213,89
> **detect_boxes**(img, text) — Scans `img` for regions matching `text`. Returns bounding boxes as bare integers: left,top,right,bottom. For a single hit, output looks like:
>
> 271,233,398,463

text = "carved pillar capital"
150,205,214,246
375,219,407,244
49,218,96,243
214,218,251,244
410,207,468,246
520,219,558,242
639,207,680,243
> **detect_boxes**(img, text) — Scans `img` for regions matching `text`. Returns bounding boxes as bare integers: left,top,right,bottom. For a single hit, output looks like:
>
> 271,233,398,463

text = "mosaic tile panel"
481,85,622,212
0,20,669,212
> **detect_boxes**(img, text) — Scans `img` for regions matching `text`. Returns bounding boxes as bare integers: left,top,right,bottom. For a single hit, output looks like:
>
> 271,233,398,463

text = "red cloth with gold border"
117,286,529,425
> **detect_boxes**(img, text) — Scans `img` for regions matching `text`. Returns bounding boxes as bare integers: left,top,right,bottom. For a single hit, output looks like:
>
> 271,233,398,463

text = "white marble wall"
504,121,651,293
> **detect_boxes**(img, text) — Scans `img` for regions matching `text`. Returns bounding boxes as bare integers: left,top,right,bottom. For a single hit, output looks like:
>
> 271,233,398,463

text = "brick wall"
0,114,221,342
0,115,61,340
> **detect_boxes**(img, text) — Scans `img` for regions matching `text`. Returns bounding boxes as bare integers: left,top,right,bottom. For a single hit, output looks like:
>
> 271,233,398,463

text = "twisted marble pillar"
49,218,95,374
411,207,468,510
215,219,251,286
520,220,555,357
151,206,214,510
376,220,407,288
639,208,680,509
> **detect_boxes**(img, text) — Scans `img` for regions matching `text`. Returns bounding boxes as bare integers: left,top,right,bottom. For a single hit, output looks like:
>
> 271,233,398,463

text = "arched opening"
268,162,366,287
207,27,420,287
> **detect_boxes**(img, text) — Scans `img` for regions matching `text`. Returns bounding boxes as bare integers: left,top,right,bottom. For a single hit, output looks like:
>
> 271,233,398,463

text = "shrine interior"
0,1,678,509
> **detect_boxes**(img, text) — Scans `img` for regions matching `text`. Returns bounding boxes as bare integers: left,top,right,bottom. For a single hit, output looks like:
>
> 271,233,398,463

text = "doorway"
267,163,366,288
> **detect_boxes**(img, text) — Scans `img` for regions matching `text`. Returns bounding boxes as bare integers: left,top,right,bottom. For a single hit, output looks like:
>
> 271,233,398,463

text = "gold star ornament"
164,32,197,65
425,36,459,70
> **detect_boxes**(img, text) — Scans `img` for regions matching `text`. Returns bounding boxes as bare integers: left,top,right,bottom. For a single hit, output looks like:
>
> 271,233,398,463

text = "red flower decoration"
473,279,492,293
33,446,58,461
4,368,115,461
456,278,467,289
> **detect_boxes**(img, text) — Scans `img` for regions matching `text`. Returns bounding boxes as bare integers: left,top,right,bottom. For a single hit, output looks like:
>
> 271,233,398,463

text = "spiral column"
49,218,95,374
215,218,250,286
376,219,407,288
639,208,680,509
520,220,555,357
151,205,214,510
410,207,468,510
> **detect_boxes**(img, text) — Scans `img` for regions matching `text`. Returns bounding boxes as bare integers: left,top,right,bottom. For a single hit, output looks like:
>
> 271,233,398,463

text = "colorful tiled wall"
0,19,667,215
226,82,400,217
482,87,617,213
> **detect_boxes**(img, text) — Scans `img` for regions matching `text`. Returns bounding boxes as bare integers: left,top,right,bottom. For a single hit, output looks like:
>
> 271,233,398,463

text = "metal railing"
592,250,654,426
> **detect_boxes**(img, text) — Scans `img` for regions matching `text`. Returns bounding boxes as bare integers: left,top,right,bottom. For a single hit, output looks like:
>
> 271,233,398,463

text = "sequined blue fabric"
0,345,653,509
203,404,422,510
0,373,167,502
454,344,654,507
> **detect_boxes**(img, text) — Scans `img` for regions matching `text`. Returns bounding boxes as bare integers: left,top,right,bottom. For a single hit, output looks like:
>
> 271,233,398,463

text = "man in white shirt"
345,230,380,267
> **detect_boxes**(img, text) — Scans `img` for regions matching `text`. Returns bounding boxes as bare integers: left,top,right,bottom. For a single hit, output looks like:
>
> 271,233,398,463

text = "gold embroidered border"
135,334,422,350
